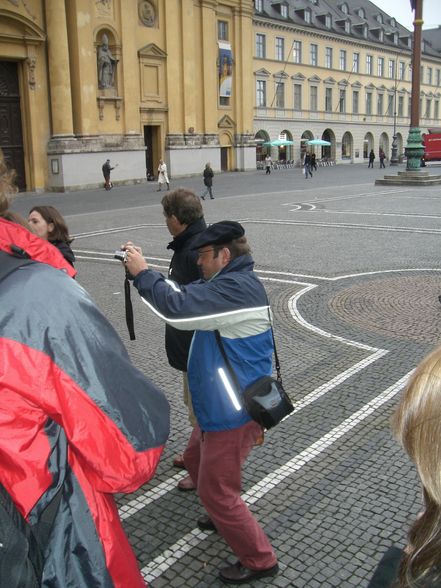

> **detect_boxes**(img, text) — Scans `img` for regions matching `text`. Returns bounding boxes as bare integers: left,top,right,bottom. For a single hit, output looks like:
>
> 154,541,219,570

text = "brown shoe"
172,454,186,469
177,475,196,491
219,561,279,584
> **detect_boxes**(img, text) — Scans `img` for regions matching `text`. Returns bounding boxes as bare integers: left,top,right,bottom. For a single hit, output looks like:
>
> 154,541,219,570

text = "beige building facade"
0,0,255,191
252,1,441,166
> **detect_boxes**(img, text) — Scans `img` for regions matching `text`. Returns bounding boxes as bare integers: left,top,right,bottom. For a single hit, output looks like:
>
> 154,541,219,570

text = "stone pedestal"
375,169,441,186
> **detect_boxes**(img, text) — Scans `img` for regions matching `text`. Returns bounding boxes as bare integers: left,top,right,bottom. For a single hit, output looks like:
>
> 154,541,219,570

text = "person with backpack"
0,155,170,587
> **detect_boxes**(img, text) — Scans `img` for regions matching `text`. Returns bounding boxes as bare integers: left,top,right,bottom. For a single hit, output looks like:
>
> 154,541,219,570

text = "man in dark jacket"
161,188,207,490
102,158,115,190
0,162,169,587
200,162,214,200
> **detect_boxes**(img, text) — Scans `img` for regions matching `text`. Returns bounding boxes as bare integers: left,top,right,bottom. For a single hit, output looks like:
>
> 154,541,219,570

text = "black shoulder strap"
0,248,35,282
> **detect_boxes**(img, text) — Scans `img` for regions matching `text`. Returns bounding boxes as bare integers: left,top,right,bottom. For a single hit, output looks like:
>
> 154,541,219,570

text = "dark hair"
213,236,251,260
161,188,203,225
29,205,73,244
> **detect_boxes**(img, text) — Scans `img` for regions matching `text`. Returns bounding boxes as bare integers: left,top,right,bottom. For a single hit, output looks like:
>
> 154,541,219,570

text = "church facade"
0,0,255,191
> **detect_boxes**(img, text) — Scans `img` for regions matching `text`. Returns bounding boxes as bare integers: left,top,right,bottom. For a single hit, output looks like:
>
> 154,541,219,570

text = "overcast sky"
371,0,440,31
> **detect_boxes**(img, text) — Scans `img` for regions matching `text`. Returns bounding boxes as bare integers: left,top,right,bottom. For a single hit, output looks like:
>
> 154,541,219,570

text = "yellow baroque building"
0,0,255,191
252,1,441,166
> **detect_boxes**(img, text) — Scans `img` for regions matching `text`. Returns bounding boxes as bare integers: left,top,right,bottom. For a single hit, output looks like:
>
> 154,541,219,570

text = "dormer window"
325,14,332,28
344,20,350,33
390,17,396,27
340,3,348,14
393,32,398,44
255,0,263,12
378,29,384,42
363,24,368,38
304,8,311,23
376,13,383,24
358,8,365,19
280,3,288,17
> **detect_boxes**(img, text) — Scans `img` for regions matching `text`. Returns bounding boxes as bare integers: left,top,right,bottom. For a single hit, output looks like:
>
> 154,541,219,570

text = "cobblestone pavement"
11,163,441,587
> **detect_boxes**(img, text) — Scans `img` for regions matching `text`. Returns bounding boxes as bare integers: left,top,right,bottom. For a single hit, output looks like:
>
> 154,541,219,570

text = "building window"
310,44,318,66
310,85,318,111
363,24,368,38
275,37,285,61
325,87,332,112
434,100,439,120
294,83,302,110
399,61,406,80
256,80,266,107
378,30,384,42
388,59,395,79
437,69,441,87
398,95,404,117
325,14,332,28
377,57,384,77
366,54,373,75
427,67,433,85
325,47,333,69
339,89,346,113
408,96,412,117
425,98,431,118
344,21,351,34
386,94,394,116
420,66,424,81
280,4,288,18
366,92,372,115
256,34,266,58
304,9,311,23
218,21,228,41
353,90,359,114
358,8,365,18
377,13,383,24
339,49,346,71
275,82,285,108
255,0,263,11
377,93,384,115
293,41,302,64
352,52,360,73
341,3,348,14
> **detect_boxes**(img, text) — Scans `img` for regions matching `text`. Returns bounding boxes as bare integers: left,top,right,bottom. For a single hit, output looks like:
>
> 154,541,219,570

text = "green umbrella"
262,139,295,147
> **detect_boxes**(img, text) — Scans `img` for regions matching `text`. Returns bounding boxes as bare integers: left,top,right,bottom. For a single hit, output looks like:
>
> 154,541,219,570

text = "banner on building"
218,42,233,98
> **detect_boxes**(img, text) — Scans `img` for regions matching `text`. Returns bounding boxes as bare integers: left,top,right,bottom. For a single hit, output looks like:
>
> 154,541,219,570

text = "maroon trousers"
183,421,277,570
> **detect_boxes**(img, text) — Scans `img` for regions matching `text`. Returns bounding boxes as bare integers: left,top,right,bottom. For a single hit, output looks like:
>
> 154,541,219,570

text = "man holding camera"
123,221,278,585
160,188,206,491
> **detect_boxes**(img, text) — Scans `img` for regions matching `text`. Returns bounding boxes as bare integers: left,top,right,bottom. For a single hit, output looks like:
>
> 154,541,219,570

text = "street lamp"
390,58,399,165
404,0,425,170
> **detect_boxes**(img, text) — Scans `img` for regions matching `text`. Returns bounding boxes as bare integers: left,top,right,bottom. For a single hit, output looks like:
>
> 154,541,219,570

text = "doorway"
0,61,26,190
220,147,229,171
143,125,160,178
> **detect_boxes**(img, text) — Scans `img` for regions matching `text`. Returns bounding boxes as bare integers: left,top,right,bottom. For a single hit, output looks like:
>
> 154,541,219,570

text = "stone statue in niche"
139,1,155,27
97,33,118,89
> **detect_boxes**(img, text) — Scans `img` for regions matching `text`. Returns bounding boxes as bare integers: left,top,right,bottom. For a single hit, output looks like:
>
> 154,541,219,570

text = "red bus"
423,128,441,162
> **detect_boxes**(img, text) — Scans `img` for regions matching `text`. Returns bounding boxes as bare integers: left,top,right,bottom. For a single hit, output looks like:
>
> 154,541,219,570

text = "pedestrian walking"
122,220,279,585
200,162,215,200
265,155,272,174
368,149,375,168
311,152,317,172
304,152,313,179
157,159,170,191
102,159,117,190
379,149,386,168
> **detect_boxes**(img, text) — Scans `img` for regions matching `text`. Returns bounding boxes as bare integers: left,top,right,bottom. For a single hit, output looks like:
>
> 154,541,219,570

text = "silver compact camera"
114,249,127,262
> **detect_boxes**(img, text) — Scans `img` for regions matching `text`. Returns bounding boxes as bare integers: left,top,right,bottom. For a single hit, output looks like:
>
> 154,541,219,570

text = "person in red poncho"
0,154,169,587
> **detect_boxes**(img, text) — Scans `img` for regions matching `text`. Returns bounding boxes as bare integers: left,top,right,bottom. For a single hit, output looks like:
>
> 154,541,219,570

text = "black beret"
191,220,245,249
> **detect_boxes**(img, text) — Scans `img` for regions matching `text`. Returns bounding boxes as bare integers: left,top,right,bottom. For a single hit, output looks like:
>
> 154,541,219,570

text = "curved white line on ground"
140,371,411,583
